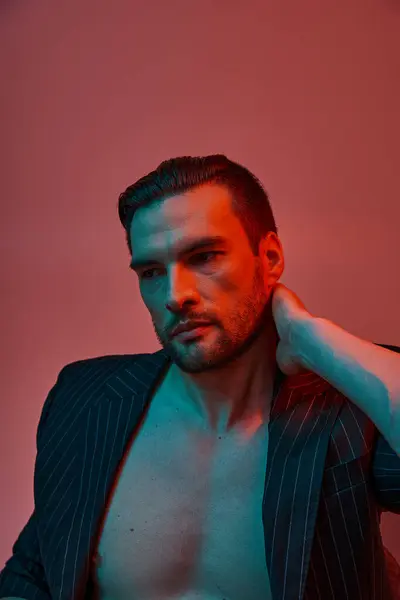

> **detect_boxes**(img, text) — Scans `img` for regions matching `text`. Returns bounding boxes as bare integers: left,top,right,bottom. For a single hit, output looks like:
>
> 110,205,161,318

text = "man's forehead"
131,187,235,241
129,185,240,268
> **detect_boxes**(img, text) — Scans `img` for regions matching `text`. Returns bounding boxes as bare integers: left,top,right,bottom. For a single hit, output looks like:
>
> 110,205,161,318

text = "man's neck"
166,335,278,436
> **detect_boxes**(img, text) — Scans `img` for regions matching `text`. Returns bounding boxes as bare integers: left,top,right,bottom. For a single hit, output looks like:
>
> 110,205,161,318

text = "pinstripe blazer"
1,344,400,600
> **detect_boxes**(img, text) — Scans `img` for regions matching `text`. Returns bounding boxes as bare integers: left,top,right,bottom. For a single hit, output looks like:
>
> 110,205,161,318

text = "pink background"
1,0,399,568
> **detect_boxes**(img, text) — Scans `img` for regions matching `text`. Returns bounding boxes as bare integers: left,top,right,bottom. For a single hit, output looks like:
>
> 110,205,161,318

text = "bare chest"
92,399,272,600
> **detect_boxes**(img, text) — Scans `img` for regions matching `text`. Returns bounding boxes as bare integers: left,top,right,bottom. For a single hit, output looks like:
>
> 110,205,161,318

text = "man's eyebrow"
129,235,228,270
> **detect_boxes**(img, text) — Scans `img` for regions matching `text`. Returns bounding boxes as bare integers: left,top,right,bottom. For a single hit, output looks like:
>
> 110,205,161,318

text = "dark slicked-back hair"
118,154,278,257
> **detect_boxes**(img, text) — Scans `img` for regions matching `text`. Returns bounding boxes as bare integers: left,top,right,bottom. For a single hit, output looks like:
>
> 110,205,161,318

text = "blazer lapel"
263,370,344,600
38,350,169,600
84,351,171,599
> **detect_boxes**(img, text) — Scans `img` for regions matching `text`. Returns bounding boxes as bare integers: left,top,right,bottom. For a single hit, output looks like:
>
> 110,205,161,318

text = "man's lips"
172,325,212,341
171,321,212,338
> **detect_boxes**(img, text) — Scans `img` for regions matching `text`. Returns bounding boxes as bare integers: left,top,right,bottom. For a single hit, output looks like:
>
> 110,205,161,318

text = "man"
0,154,399,600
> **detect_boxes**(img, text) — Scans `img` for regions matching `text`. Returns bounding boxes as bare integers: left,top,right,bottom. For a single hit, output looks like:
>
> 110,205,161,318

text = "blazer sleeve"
372,432,400,513
0,365,71,600
0,510,51,600
370,343,400,513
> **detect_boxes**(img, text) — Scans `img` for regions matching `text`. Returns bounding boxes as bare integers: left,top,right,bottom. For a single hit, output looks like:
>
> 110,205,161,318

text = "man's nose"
165,265,199,312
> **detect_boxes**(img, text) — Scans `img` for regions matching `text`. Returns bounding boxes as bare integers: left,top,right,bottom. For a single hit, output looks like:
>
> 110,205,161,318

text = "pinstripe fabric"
0,344,399,600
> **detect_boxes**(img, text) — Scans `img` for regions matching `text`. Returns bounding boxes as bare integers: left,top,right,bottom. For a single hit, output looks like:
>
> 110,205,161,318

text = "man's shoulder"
35,349,169,441
42,349,169,421
286,368,377,434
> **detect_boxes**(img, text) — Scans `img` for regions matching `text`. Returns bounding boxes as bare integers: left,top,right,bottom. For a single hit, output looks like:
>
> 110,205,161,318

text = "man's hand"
271,282,313,376
271,282,400,454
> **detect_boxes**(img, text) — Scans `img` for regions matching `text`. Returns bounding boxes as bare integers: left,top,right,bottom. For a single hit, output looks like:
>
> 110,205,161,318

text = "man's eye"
141,268,160,280
141,251,222,280
191,251,221,264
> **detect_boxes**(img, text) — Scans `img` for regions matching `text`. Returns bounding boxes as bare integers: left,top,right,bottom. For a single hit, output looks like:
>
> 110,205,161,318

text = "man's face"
129,184,283,373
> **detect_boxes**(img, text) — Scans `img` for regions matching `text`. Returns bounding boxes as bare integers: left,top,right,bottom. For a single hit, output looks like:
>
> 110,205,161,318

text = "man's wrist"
289,313,320,372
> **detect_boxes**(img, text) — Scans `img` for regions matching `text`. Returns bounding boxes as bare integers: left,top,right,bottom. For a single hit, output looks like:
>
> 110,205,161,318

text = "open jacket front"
0,343,399,600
